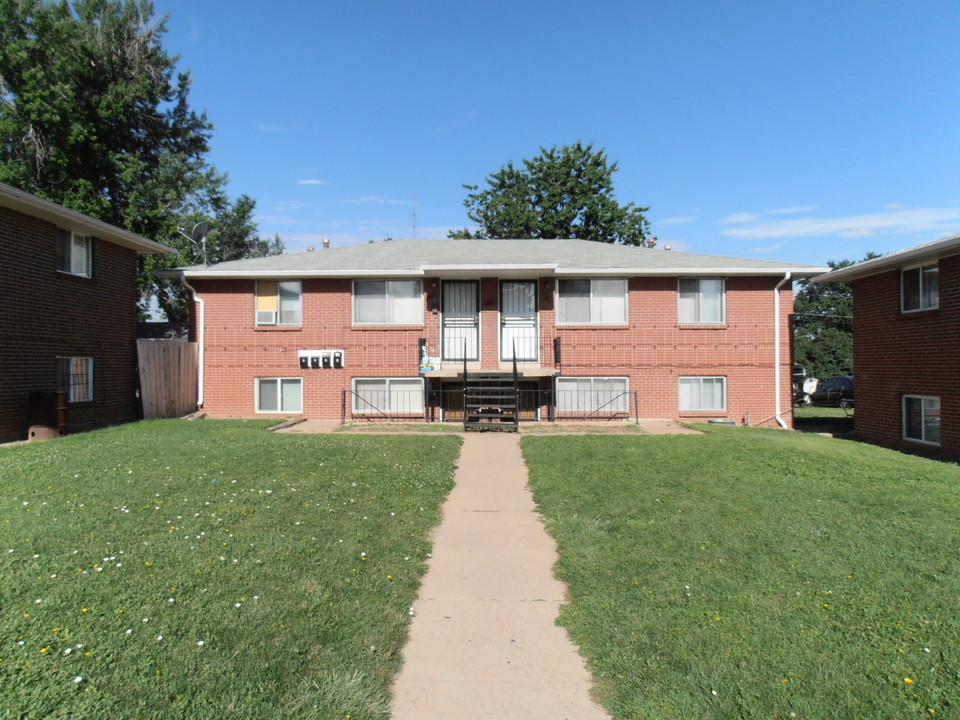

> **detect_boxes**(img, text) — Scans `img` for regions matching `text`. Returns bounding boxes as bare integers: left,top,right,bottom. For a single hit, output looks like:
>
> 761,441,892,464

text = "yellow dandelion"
905,678,914,684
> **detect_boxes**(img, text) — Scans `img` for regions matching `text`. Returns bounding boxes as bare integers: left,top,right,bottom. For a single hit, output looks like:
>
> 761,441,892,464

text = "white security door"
501,281,538,361
442,281,479,361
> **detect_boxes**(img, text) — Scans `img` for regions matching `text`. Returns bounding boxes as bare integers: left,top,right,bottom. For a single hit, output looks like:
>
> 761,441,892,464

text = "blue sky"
154,0,960,267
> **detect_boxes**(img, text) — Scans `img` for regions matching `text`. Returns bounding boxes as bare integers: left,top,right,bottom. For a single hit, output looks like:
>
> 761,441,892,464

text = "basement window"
56,357,93,403
903,395,940,445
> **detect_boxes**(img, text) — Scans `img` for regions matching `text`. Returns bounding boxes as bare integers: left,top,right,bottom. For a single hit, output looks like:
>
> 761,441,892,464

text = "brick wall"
194,273,795,428
852,254,959,454
0,207,140,442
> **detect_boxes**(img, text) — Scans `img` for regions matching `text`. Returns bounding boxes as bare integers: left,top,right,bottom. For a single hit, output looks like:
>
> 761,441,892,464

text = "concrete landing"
390,433,610,720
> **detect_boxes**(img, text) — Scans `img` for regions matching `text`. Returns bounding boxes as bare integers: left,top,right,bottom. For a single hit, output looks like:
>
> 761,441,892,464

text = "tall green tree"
449,142,651,244
793,253,881,380
0,0,281,319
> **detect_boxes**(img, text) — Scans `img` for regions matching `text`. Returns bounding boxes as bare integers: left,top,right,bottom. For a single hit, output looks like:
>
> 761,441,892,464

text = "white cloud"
720,212,762,225
659,215,698,225
751,239,789,254
768,206,818,215
721,207,960,240
271,200,313,212
255,214,308,227
345,196,411,206
297,179,327,185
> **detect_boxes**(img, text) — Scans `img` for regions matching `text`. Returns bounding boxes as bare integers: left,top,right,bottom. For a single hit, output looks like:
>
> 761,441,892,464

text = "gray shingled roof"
166,238,826,278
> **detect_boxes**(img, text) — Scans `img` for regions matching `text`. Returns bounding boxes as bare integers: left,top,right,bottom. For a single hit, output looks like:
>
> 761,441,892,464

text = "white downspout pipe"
182,279,204,408
773,272,792,428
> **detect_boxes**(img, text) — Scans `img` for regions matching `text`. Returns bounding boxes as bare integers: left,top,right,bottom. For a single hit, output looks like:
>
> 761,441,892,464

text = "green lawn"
0,420,461,720
522,426,960,719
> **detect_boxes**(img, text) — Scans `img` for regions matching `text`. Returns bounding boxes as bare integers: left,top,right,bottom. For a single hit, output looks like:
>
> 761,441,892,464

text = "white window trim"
902,394,941,446
900,263,939,313
352,280,424,326
556,278,629,326
678,376,727,412
352,377,425,414
555,376,630,413
255,377,303,413
678,277,726,325
57,230,92,278
57,356,94,403
255,280,302,326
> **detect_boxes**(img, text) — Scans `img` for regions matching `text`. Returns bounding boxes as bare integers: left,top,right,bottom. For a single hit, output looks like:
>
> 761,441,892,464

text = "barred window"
56,357,93,403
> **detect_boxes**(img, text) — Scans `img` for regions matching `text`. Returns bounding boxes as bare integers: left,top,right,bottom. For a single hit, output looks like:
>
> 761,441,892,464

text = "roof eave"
813,233,960,283
0,183,174,255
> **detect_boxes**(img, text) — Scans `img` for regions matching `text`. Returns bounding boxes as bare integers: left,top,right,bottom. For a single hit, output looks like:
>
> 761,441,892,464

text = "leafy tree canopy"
0,0,282,319
793,253,881,380
449,142,650,245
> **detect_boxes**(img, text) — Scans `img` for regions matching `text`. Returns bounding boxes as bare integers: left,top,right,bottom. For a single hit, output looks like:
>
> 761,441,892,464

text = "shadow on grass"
793,406,854,435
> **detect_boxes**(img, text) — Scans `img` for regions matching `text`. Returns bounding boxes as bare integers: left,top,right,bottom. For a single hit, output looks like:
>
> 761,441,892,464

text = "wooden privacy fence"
137,340,198,419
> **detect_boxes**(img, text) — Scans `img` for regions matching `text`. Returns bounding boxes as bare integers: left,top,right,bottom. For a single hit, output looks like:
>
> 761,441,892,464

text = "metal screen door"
442,281,479,361
501,281,538,361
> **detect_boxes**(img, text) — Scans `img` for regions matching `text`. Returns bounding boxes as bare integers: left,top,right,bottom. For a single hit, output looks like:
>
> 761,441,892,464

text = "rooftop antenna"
412,195,417,240
178,221,212,265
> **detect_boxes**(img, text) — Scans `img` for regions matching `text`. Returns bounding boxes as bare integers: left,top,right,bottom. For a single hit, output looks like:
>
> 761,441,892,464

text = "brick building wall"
193,273,794,427
0,206,140,442
852,254,959,454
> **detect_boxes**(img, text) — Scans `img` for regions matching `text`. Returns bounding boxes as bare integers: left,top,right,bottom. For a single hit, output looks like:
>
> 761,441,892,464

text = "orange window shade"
257,281,279,312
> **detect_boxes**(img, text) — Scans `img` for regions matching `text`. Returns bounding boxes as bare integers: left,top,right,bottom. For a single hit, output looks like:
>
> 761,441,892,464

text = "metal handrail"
342,390,391,422
580,391,635,421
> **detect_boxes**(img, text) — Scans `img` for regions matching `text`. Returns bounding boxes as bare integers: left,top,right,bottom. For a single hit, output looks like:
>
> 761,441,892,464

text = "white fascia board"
0,183,173,255
175,268,427,279
556,266,828,277
420,263,558,273
813,234,960,283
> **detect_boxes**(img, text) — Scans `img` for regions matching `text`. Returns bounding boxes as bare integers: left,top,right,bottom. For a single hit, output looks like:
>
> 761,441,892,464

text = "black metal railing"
342,387,641,424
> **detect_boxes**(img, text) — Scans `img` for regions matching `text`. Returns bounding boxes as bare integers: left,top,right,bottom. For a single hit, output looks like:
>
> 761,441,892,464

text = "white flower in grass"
156,635,163,641
63,648,72,655
125,629,132,635
197,641,205,646
34,599,42,604
73,676,83,684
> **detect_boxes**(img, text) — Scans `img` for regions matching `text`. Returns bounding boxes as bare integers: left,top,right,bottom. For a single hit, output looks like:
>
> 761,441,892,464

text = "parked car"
810,375,854,407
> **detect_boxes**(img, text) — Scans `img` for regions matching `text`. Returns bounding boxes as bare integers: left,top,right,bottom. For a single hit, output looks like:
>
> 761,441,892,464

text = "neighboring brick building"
814,233,960,455
0,183,174,442
167,239,823,428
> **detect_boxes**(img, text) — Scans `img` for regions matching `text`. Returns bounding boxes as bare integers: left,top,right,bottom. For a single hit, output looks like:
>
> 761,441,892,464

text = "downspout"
182,279,205,408
773,272,792,428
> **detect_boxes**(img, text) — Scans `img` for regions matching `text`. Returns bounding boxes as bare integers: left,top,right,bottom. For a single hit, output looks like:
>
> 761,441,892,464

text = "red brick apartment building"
0,183,173,442
814,233,960,455
165,239,823,428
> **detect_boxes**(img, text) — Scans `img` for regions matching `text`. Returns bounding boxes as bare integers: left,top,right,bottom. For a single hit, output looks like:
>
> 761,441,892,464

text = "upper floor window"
57,356,93,403
353,280,423,325
57,229,92,277
557,278,627,324
256,281,302,325
678,278,725,324
901,264,938,312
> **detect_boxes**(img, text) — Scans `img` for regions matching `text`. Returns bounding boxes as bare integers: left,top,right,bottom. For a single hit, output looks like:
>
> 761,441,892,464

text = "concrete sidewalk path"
391,433,611,720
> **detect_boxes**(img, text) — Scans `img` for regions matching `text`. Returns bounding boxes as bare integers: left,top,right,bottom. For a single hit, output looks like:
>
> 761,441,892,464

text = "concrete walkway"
390,433,611,720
